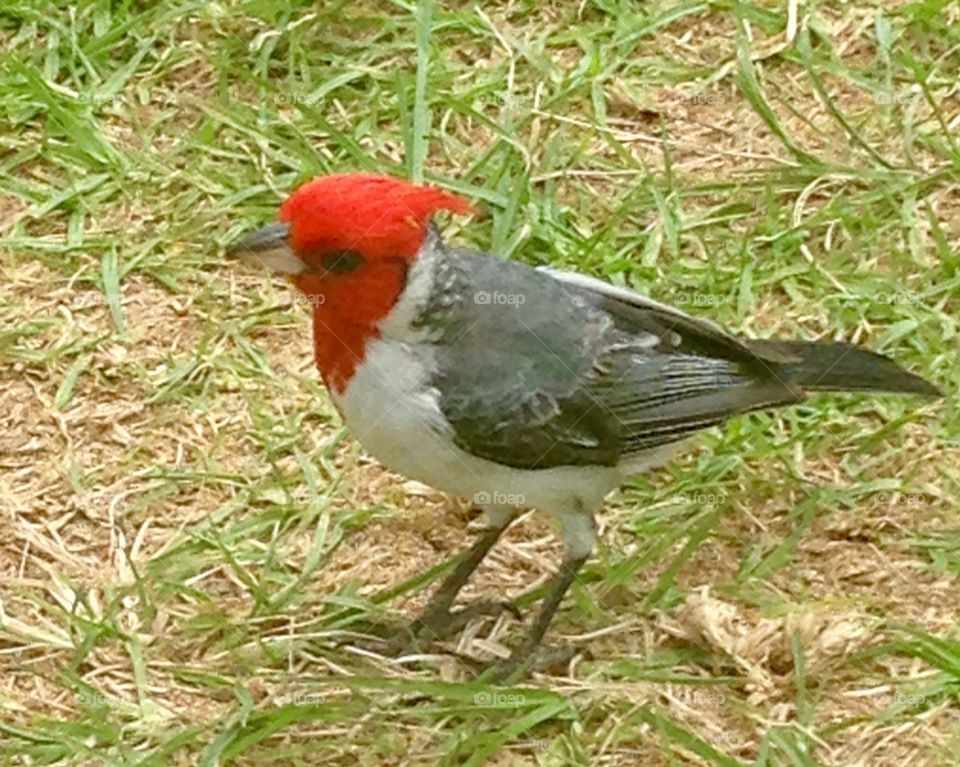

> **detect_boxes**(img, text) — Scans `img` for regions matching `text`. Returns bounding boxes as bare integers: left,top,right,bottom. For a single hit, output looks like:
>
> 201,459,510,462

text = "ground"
1,1,959,765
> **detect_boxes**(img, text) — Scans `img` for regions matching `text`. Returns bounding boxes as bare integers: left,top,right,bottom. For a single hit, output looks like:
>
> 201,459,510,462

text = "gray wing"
537,267,797,365
422,251,802,471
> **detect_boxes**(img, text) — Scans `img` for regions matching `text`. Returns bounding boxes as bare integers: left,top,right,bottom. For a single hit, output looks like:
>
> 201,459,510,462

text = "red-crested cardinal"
228,173,940,679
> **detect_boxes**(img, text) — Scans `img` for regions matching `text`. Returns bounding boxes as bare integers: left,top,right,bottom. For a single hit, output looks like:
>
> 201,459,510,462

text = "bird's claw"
482,643,578,683
386,599,521,653
343,599,521,655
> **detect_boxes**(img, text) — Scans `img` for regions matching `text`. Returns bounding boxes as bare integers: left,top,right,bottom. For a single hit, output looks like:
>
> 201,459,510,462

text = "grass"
1,0,958,764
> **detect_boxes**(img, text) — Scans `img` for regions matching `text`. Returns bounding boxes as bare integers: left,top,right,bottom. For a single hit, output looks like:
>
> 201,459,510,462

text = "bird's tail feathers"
748,340,940,398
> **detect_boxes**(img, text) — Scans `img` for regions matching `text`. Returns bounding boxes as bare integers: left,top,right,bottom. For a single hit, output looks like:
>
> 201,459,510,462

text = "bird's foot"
386,599,522,653
439,635,577,682
345,599,521,655
463,643,577,682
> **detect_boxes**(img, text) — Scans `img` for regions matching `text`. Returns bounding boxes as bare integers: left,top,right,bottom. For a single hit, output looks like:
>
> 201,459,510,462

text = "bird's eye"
320,250,364,274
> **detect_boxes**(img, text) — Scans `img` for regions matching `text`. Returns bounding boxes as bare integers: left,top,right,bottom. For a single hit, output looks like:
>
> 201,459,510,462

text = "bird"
227,172,940,680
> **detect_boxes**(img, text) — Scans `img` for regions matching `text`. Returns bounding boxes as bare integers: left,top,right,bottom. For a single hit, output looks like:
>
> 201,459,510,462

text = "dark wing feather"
421,252,801,471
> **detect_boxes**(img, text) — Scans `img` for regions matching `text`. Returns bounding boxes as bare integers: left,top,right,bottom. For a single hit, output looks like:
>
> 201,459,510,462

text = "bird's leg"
488,507,595,681
393,505,517,648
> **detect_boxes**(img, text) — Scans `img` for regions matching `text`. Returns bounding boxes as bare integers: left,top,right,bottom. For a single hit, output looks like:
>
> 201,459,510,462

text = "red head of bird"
228,173,470,391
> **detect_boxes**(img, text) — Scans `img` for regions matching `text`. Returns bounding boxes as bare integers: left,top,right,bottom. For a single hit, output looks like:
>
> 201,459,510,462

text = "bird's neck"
311,311,381,393
296,261,408,393
301,233,443,393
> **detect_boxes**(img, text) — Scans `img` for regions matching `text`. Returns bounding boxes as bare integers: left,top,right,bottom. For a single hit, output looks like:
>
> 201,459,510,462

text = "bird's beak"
225,221,306,275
